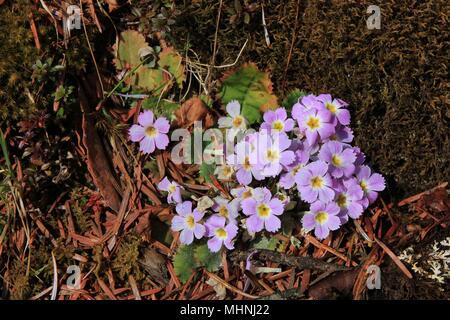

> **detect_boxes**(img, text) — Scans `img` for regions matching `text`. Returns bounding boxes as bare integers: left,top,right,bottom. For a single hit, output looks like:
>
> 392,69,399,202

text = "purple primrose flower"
158,177,183,204
241,188,284,233
129,110,170,154
296,160,335,203
302,201,341,240
171,201,205,245
205,215,238,252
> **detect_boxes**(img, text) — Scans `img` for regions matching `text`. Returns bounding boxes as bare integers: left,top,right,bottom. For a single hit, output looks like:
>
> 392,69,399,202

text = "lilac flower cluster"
132,94,385,252
216,95,384,241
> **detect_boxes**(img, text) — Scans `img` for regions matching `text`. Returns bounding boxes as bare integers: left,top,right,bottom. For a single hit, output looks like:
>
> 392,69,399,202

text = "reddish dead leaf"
135,212,151,235
173,97,214,128
415,186,449,215
398,182,448,206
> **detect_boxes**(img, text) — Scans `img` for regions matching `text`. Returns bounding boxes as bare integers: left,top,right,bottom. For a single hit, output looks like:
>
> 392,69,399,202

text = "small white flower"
218,100,247,140
214,164,235,180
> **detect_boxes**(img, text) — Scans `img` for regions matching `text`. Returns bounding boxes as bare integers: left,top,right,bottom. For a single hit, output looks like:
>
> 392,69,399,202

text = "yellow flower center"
215,228,228,240
325,102,337,113
185,215,195,229
242,190,253,199
266,149,280,162
306,116,320,130
145,126,158,137
272,120,284,132
222,165,233,177
331,154,343,167
243,156,251,170
314,211,329,225
168,184,177,193
292,164,303,175
232,116,244,128
360,180,368,192
336,194,347,207
256,203,271,219
311,176,324,189
218,206,229,218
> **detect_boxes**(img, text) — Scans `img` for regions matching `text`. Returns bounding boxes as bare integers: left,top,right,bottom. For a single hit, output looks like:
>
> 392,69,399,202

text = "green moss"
111,233,146,282
0,0,40,122
171,0,449,196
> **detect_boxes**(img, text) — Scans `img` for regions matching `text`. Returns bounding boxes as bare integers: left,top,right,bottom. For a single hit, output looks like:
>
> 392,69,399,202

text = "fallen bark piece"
79,76,122,212
308,269,359,300
231,249,349,273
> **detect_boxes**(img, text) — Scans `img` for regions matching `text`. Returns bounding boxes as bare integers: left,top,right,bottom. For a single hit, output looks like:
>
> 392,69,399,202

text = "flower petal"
207,237,222,252
157,177,171,191
194,223,206,239
129,125,145,142
154,117,170,133
314,225,329,240
368,173,385,191
246,214,264,233
140,136,155,154
171,216,185,231
180,229,194,245
241,198,257,216
155,133,169,150
265,215,281,232
269,198,284,216
218,116,232,128
302,213,316,231
176,201,192,216
138,110,154,127
226,100,241,117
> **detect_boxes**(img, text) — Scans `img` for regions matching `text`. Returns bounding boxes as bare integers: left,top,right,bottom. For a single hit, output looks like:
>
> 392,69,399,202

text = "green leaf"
114,31,185,94
159,47,186,89
199,162,216,183
194,244,221,272
56,107,65,118
252,235,280,251
54,85,66,102
0,130,12,175
173,245,197,283
282,89,308,111
218,63,278,124
142,97,179,120
114,30,148,70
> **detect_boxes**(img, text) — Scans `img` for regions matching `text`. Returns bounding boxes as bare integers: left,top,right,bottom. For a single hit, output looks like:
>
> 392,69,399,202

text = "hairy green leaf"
199,162,216,183
218,63,278,124
252,236,280,251
114,31,185,94
282,89,307,111
173,245,197,283
194,244,221,272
